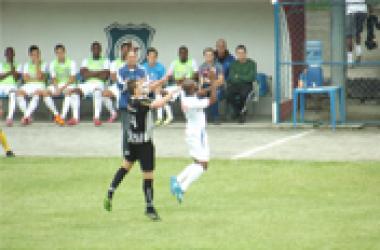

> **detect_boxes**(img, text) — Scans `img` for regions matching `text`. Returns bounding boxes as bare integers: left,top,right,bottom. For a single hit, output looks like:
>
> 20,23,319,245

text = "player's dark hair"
4,47,14,53
147,47,158,56
54,44,65,52
91,41,101,49
203,47,214,55
235,44,247,52
179,46,188,53
182,79,196,96
29,45,40,54
121,42,131,49
127,80,137,94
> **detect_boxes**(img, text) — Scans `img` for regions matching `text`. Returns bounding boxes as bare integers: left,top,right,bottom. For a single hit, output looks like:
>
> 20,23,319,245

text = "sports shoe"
67,118,79,126
94,118,102,126
104,197,112,212
174,184,184,204
163,117,173,126
6,150,15,157
5,119,13,127
107,112,118,123
54,115,65,126
170,176,178,195
155,119,163,126
145,206,161,221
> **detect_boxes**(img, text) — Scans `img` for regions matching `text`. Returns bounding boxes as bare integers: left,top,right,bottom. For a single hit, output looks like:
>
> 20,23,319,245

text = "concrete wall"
1,1,275,77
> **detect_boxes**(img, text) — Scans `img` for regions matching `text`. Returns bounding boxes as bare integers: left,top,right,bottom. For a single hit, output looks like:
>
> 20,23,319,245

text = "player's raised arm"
149,86,179,109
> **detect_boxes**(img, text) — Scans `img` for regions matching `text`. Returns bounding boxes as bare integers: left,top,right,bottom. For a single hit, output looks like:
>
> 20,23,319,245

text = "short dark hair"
147,47,158,56
121,42,131,49
54,44,65,51
91,41,101,48
235,44,247,52
203,47,214,55
179,46,188,52
29,45,40,54
127,80,137,94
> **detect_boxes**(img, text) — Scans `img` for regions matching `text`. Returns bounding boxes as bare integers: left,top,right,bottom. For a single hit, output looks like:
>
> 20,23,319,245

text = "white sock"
347,52,353,64
179,163,205,192
94,90,102,119
71,94,80,120
7,92,16,120
102,96,116,115
43,96,58,116
25,95,40,117
17,96,27,115
165,104,173,120
61,95,71,119
355,45,362,56
156,94,163,120
177,163,196,184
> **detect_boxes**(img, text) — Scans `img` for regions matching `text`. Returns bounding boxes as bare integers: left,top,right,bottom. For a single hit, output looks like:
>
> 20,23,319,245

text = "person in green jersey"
164,46,198,124
49,44,80,126
0,47,22,127
79,41,110,126
17,45,64,126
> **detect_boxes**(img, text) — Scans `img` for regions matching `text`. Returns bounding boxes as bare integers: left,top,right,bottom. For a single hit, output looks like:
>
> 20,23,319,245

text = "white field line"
231,130,315,160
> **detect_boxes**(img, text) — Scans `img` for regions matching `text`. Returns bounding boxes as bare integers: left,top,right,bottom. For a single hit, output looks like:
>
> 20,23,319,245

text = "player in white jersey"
170,75,217,203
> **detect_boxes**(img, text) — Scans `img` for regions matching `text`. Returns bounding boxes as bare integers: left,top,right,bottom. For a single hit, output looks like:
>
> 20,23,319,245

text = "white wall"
2,2,274,76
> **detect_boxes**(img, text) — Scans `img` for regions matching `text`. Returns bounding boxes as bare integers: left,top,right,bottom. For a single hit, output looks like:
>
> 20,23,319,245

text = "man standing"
79,42,110,126
346,0,368,64
104,80,178,221
49,44,79,125
0,47,22,127
227,45,257,123
170,77,218,203
199,47,224,124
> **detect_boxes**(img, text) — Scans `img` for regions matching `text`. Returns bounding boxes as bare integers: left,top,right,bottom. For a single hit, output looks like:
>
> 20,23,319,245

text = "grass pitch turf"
1,157,379,250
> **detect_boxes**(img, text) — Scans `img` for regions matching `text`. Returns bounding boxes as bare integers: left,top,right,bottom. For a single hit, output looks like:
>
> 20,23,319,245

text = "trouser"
226,83,253,115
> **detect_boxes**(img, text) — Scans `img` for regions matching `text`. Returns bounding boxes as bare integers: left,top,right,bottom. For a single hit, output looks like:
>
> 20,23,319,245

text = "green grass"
1,157,380,250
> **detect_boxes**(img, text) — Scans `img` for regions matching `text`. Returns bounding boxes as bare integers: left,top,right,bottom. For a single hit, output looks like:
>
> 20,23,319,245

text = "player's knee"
143,171,154,179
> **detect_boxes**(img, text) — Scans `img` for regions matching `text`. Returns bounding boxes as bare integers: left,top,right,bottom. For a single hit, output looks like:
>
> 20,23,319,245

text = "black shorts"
124,141,155,172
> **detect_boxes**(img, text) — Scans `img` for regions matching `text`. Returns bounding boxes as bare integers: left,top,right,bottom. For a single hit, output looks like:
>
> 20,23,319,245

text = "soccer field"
1,157,379,250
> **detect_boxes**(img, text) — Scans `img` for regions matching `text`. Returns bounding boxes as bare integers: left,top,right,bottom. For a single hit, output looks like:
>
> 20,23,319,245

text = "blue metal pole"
274,1,281,124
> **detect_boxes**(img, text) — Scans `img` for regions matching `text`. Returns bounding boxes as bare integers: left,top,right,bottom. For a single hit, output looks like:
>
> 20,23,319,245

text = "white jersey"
346,0,367,14
181,95,210,131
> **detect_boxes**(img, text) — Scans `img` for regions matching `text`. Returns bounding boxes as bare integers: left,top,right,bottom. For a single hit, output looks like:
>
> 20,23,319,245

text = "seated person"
105,42,133,123
198,47,224,124
0,47,22,127
49,44,79,126
17,45,64,126
79,41,110,126
142,47,169,126
226,45,257,123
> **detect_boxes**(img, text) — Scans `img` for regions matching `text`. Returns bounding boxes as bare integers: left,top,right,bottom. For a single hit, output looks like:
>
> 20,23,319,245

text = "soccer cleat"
163,117,173,126
107,112,118,123
5,119,13,127
67,118,79,126
93,118,102,126
174,184,184,204
145,206,161,221
21,117,31,126
155,119,163,126
103,197,112,212
6,150,15,157
54,115,65,126
170,176,178,195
